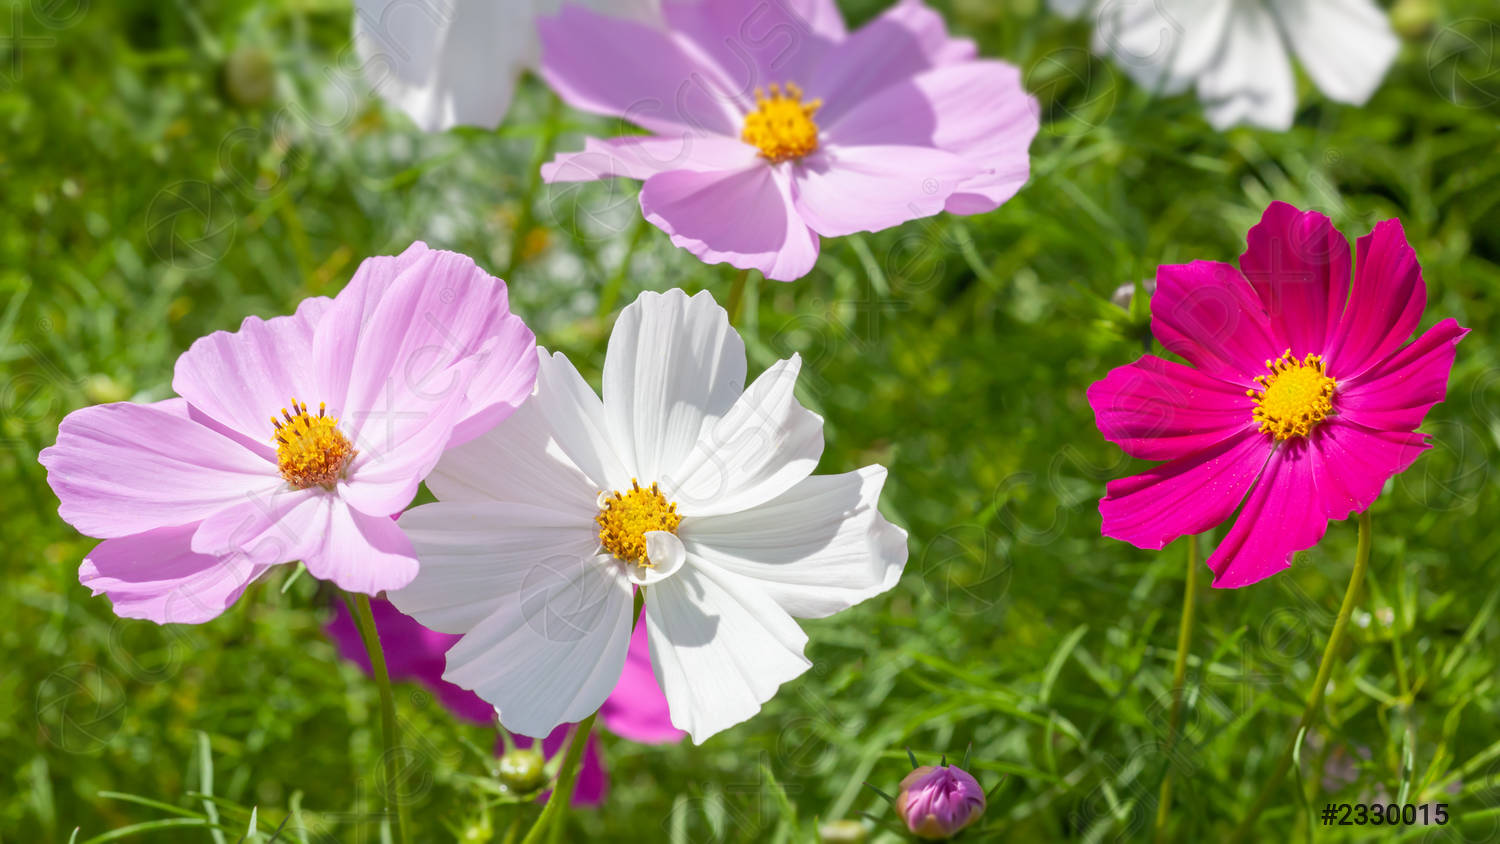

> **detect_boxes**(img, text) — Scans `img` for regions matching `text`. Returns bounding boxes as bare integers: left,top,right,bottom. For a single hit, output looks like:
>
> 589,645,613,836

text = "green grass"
4,0,1500,840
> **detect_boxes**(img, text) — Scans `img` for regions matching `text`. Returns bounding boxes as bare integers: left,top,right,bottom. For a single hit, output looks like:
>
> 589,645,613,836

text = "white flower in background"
1052,0,1400,130
353,0,661,131
390,289,908,742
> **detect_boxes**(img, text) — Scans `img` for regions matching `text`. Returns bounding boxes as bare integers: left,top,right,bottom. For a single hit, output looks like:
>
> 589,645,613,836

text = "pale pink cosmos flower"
325,597,681,805
896,764,987,839
1089,202,1467,587
41,243,538,623
539,0,1039,281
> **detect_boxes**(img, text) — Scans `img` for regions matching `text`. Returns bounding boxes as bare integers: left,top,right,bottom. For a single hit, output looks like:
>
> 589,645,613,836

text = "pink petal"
640,164,820,282
1087,355,1257,461
599,614,683,744
543,135,759,183
447,329,538,447
1325,219,1427,380
171,295,334,455
341,375,471,518
325,597,495,725
1206,443,1325,588
538,5,741,136
312,242,432,409
190,486,325,565
1337,319,1468,432
790,144,980,238
664,0,845,109
1100,432,1272,550
1304,420,1430,526
304,499,419,595
809,0,975,126
40,401,276,539
79,525,269,624
1239,201,1351,356
1152,260,1279,384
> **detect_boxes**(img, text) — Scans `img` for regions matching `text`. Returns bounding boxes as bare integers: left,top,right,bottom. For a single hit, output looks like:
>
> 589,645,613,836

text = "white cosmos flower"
1053,0,1400,130
352,0,661,132
389,289,908,742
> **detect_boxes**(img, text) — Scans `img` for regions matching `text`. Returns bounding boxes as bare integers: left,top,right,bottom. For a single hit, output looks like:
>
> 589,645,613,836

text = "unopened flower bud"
223,46,275,108
497,748,547,793
896,765,986,840
818,818,868,843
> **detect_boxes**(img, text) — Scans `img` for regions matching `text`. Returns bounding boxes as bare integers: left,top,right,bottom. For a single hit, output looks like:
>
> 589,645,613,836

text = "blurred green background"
4,0,1500,840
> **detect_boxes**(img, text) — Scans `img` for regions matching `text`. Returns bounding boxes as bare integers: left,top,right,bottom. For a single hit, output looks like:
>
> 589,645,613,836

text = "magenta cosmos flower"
326,597,682,804
1089,202,1467,587
538,0,1039,281
40,244,538,623
896,765,986,839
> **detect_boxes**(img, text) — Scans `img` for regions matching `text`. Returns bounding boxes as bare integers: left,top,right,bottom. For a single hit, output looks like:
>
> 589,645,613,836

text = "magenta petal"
543,135,759,184
640,164,820,282
1206,442,1330,588
326,597,494,725
539,6,740,136
171,295,334,451
1337,319,1468,432
1152,260,1279,384
40,401,275,539
80,525,269,624
1305,420,1430,525
791,145,980,238
1326,219,1427,380
810,0,975,126
599,614,683,744
1087,355,1257,461
1100,432,1271,550
1239,201,1351,356
303,500,419,595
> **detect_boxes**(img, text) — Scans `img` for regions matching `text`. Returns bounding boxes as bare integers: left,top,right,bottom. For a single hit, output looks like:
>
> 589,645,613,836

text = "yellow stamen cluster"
596,480,681,566
1248,351,1337,441
271,398,355,490
741,82,821,163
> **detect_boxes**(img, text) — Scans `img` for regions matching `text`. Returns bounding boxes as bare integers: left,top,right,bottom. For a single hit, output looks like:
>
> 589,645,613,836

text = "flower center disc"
1248,351,1337,440
271,398,355,489
596,480,682,566
741,82,821,163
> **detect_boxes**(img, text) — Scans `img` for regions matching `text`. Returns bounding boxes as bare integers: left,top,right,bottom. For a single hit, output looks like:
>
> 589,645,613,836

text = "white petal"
442,556,634,738
602,289,747,483
1047,0,1091,20
663,354,823,517
1194,3,1296,130
425,353,612,518
1270,0,1397,105
389,500,599,634
1093,0,1234,96
681,466,907,618
353,0,532,132
645,563,811,743
629,530,686,585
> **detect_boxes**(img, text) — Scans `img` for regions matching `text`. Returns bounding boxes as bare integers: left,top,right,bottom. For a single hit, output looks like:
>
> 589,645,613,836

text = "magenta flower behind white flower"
538,0,1039,281
390,289,909,742
40,243,538,623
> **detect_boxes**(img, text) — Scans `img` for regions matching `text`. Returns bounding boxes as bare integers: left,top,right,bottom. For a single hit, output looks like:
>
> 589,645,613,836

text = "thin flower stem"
1231,510,1373,842
347,592,411,844
725,268,752,325
1154,533,1200,842
520,711,599,844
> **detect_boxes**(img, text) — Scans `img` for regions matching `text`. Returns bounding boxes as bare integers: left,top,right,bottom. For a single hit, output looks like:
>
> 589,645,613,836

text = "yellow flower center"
1247,351,1337,441
596,480,682,566
271,398,356,490
741,82,821,163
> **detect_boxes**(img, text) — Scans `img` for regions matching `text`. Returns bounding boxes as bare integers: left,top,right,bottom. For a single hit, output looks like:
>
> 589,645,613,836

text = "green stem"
520,712,598,844
348,593,411,844
1231,510,1373,842
724,268,751,325
503,93,564,279
1154,533,1200,841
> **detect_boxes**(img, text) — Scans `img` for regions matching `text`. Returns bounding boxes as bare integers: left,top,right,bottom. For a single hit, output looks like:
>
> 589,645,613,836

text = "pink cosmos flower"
896,764,986,839
40,243,538,623
1089,202,1467,587
538,0,1039,281
326,597,682,805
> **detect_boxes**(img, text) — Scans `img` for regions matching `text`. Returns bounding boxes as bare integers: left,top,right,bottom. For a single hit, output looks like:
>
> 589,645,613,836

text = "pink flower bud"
895,765,986,839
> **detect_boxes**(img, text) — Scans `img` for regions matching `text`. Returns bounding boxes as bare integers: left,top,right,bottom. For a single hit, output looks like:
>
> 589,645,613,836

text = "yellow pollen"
270,398,356,490
741,82,821,163
596,480,682,566
1247,350,1337,441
